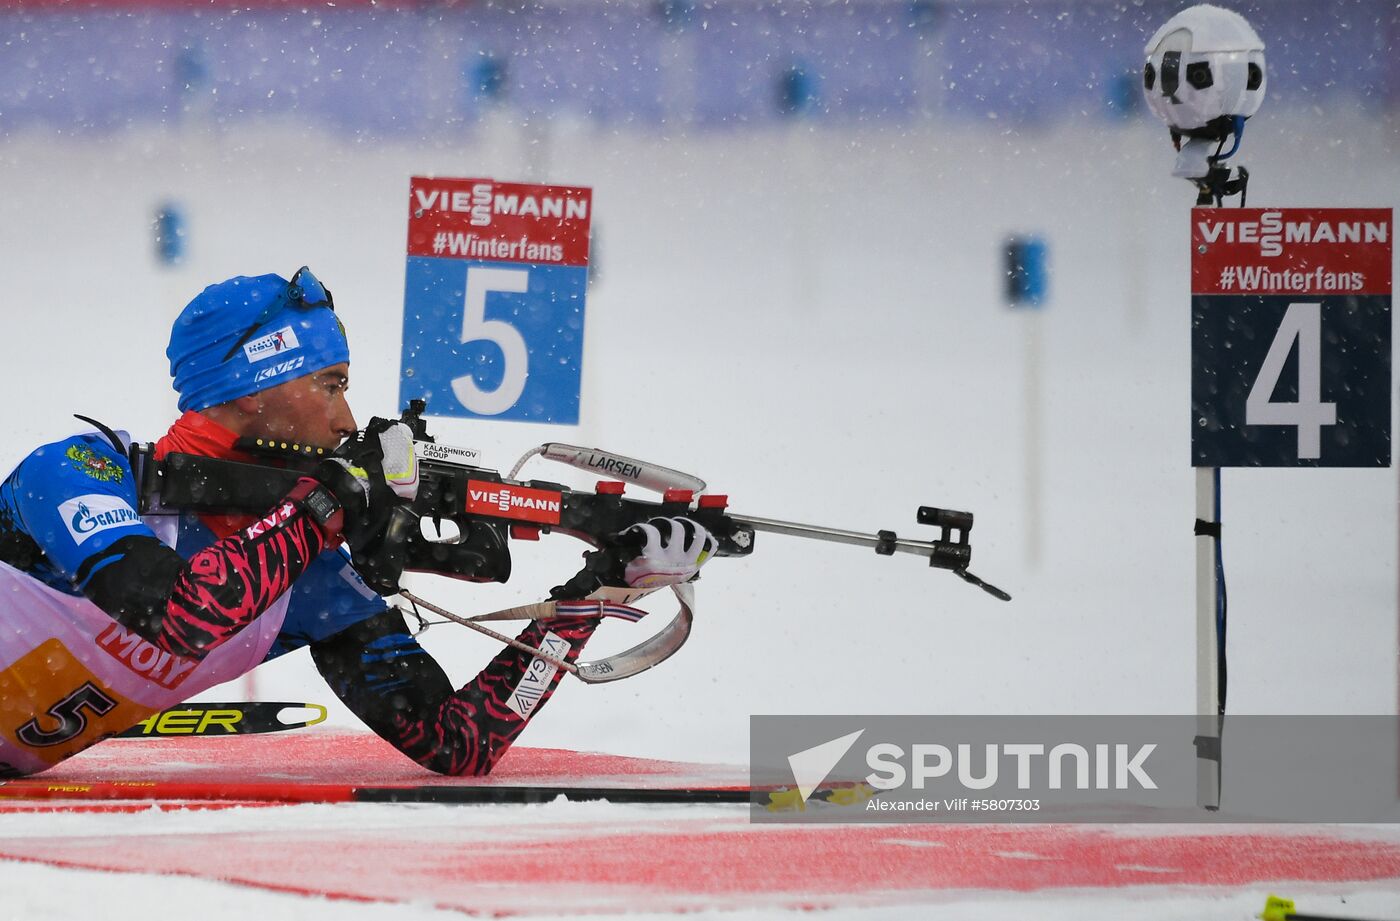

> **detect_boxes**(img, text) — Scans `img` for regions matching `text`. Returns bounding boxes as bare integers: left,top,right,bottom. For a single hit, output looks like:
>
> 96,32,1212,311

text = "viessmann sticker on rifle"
465,480,562,524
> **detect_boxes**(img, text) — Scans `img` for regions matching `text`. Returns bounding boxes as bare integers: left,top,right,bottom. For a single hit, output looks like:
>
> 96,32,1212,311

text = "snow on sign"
400,177,592,424
1192,208,1392,467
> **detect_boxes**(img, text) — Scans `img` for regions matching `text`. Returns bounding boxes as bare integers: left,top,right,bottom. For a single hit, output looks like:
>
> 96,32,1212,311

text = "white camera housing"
1143,5,1266,137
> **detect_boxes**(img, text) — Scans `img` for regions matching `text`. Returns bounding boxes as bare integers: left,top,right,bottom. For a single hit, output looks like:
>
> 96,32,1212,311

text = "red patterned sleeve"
386,616,600,776
157,479,339,658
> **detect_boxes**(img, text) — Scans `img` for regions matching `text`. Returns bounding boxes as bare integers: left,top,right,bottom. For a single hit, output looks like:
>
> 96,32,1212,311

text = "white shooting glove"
314,418,421,593
620,517,717,589
328,418,420,504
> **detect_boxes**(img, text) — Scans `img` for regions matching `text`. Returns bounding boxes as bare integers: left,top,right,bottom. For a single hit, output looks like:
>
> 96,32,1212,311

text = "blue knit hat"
168,268,350,412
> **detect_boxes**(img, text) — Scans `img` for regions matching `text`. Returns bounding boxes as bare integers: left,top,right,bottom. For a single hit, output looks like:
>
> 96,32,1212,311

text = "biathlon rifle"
137,398,1009,683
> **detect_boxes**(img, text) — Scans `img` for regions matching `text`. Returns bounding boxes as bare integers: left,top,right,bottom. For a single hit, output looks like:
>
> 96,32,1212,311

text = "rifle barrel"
730,514,944,559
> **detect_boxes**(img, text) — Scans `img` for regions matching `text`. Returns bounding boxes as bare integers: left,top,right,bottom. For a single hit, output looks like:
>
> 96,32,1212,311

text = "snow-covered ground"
1,106,1397,915
0,857,1394,921
5,798,1400,918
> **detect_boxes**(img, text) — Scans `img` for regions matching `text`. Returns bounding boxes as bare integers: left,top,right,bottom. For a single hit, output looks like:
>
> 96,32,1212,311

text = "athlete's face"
243,363,357,450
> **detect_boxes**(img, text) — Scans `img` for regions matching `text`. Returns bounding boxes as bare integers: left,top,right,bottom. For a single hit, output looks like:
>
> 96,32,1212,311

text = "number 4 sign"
1192,208,1392,467
400,177,593,424
1243,302,1335,460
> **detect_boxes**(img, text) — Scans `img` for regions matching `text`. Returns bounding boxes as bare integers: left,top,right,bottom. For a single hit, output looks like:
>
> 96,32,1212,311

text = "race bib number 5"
0,639,147,766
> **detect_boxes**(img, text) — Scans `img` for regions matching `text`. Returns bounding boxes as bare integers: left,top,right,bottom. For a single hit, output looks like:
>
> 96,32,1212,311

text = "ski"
117,702,327,738
0,777,872,807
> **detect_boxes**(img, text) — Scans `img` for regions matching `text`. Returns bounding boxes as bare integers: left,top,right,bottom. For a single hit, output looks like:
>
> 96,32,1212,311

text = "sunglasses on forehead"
221,266,336,362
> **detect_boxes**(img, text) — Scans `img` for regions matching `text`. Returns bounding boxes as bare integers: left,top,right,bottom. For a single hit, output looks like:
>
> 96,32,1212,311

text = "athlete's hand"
315,418,419,551
619,517,717,589
546,517,716,601
325,419,419,503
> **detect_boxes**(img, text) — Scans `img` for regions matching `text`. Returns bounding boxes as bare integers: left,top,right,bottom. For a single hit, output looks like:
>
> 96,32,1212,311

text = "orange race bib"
0,638,151,767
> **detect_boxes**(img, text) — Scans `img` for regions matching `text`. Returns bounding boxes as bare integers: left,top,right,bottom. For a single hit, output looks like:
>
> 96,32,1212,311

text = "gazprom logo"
58,494,142,545
243,325,301,363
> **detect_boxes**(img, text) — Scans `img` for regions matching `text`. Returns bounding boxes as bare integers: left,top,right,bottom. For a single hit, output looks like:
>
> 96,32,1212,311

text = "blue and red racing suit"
0,411,598,777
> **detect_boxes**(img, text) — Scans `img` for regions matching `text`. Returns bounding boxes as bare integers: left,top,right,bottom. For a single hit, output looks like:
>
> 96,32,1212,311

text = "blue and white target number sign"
1192,208,1392,467
401,177,592,424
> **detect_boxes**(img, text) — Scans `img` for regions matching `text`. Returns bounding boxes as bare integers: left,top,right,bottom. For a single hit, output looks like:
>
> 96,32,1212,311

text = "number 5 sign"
1192,208,1392,467
400,177,593,424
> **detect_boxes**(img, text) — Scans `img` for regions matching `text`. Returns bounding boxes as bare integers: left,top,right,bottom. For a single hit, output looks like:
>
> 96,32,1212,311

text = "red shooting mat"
2,819,1398,914
1,733,1399,915
8,730,748,796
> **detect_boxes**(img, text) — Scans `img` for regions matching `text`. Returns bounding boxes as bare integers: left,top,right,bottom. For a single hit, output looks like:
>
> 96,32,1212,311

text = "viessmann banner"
401,177,593,425
1191,208,1392,468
